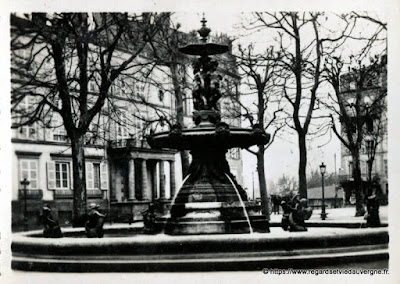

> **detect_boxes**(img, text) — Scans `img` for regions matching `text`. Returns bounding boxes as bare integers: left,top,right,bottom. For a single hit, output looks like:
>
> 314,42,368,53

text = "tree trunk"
367,158,374,197
352,150,366,216
298,132,308,198
257,146,270,219
71,135,88,227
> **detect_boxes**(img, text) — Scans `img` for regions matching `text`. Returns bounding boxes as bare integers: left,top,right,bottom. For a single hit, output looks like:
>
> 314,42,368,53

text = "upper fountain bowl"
179,43,229,57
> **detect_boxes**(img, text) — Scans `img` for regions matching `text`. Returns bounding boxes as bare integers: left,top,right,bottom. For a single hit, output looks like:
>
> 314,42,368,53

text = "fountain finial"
198,14,211,43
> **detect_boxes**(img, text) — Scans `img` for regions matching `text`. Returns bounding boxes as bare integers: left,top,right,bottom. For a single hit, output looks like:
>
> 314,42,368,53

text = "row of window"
19,158,109,190
347,159,388,177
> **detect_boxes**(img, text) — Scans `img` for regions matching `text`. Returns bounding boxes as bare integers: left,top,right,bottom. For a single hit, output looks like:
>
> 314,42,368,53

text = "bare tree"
11,13,166,225
245,12,326,198
231,44,284,217
246,12,357,198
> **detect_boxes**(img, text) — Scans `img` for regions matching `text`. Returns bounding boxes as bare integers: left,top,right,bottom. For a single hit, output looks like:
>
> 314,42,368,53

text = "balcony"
87,189,104,199
18,189,43,200
54,190,73,199
109,138,149,149
54,189,105,199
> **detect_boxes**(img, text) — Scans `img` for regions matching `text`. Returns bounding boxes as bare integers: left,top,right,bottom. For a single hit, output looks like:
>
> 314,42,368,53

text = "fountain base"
152,202,270,235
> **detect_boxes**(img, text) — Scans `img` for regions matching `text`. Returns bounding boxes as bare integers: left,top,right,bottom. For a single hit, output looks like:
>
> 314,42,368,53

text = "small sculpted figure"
207,74,222,110
192,74,206,110
286,195,313,232
280,201,291,231
142,202,157,231
40,204,63,238
85,203,106,238
365,194,381,227
191,56,222,111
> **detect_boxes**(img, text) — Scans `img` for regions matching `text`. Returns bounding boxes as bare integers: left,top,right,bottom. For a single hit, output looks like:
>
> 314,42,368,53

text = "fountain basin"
12,225,388,272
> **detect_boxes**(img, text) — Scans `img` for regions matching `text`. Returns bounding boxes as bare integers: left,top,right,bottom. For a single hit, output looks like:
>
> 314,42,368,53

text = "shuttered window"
19,159,38,189
47,161,72,189
86,161,108,190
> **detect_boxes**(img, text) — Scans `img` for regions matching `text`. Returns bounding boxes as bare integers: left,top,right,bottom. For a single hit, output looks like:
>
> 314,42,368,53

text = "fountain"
147,16,270,235
11,17,389,272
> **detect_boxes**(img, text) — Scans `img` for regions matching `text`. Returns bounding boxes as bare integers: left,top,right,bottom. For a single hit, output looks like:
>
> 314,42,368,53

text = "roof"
307,185,344,199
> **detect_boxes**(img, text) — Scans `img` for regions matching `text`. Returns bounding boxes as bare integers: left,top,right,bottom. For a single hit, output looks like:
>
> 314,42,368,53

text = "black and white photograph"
0,1,399,283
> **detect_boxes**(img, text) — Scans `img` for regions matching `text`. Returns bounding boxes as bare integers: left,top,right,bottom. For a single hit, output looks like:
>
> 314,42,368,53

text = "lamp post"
20,178,30,231
319,162,327,220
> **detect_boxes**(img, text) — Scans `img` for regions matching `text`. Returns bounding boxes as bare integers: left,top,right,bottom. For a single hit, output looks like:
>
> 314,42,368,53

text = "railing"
54,189,104,199
109,138,150,149
54,190,73,199
87,189,103,199
18,189,43,200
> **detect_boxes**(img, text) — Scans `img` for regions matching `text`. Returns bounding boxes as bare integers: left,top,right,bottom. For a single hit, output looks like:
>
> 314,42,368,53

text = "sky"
172,12,344,189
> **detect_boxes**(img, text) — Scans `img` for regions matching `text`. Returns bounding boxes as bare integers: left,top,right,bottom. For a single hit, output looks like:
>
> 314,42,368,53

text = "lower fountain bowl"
12,224,388,272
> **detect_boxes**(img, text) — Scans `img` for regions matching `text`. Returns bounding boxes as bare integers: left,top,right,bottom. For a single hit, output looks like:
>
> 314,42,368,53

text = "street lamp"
20,178,30,231
319,162,327,220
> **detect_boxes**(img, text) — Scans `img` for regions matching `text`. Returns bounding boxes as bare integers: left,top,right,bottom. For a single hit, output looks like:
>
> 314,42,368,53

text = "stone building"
338,56,388,204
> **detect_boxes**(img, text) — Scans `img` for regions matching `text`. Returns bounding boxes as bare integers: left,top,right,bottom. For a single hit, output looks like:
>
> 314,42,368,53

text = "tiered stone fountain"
147,17,270,235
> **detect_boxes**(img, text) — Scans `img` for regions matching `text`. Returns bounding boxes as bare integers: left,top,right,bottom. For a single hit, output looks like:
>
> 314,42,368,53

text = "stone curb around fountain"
12,225,388,272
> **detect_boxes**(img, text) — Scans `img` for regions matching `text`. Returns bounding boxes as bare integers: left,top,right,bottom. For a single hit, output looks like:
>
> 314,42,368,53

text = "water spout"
225,173,254,234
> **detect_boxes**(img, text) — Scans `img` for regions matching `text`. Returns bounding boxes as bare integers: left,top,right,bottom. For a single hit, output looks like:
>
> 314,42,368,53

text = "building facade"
11,14,244,230
338,57,388,204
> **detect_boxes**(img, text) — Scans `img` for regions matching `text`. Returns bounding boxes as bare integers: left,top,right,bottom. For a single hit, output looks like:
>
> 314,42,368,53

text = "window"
47,161,72,190
19,159,38,189
158,90,164,102
53,114,68,142
93,163,101,189
89,81,97,93
55,162,70,189
18,96,37,140
19,125,37,140
135,81,145,98
86,161,108,190
116,110,129,142
361,160,367,175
